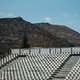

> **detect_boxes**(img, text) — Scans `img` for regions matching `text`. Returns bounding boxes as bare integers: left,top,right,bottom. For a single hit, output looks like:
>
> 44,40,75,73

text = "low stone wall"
11,47,80,55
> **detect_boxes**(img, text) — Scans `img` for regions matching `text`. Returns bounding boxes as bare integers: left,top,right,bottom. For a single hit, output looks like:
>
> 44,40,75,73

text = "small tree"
22,32,30,48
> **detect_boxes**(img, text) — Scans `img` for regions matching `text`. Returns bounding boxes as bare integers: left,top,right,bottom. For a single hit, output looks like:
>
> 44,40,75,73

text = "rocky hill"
0,17,76,54
35,23,80,46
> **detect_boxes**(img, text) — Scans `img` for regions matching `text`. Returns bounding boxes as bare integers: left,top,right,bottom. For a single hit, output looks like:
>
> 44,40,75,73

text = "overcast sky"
0,0,80,32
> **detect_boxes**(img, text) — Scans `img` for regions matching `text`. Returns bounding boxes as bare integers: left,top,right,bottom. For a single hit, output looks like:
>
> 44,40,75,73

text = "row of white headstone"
65,58,80,80
0,52,70,80
0,47,80,68
0,54,19,68
0,47,80,80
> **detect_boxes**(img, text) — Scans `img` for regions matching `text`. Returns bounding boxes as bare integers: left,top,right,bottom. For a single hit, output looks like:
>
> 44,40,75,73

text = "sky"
0,0,80,32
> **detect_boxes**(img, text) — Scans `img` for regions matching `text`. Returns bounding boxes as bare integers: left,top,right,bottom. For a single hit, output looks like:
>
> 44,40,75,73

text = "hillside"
0,17,74,54
35,23,80,46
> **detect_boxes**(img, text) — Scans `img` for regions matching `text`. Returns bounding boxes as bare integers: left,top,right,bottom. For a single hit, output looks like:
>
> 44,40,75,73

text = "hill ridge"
0,17,79,53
